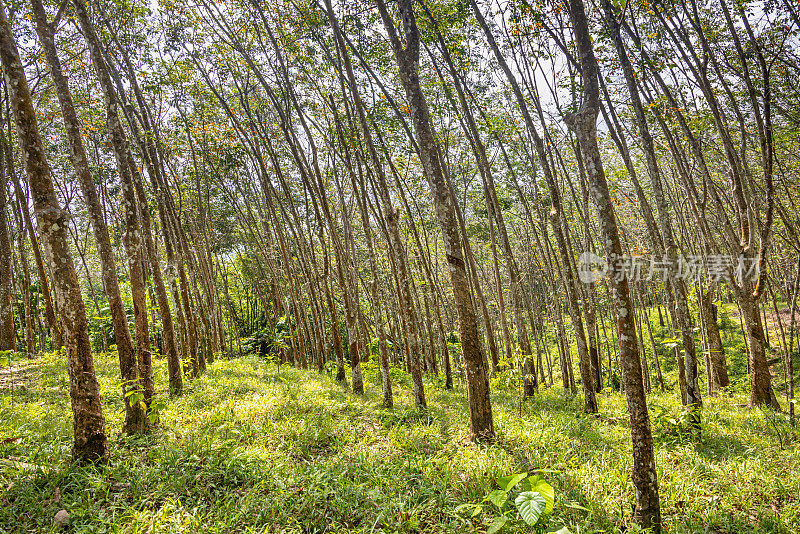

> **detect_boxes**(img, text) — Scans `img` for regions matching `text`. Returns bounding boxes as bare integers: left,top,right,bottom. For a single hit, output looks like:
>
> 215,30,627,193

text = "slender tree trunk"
31,0,149,428
564,0,660,528
72,0,156,414
325,276,346,383
377,0,493,438
740,288,779,408
9,173,59,349
0,4,108,462
106,39,183,392
699,286,729,391
602,0,701,430
130,148,181,392
0,135,12,351
12,195,34,357
325,0,420,406
469,0,595,410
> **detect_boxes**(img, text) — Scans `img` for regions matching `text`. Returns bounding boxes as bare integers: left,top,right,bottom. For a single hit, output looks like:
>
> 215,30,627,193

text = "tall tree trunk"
105,36,183,392
325,275,347,383
72,0,155,412
12,194,34,357
0,133,13,351
31,0,148,429
0,4,108,462
325,0,420,406
377,0,493,438
469,0,595,410
9,173,59,349
602,0,701,430
564,0,660,528
739,288,779,409
699,287,729,391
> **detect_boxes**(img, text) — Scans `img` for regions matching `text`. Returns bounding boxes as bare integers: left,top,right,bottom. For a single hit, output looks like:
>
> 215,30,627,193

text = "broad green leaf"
487,515,508,534
524,475,554,514
486,489,508,510
496,472,527,492
515,491,546,526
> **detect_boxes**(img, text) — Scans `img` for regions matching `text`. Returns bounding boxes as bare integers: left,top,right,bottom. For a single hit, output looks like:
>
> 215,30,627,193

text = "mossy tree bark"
564,0,660,528
377,0,494,439
0,2,108,463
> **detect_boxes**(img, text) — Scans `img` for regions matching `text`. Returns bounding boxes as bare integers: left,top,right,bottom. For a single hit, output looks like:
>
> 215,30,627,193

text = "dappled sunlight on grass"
1,352,798,532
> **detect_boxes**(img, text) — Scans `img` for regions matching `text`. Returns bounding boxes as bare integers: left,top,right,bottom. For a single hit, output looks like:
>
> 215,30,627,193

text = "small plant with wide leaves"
122,379,146,411
0,349,14,368
456,471,568,533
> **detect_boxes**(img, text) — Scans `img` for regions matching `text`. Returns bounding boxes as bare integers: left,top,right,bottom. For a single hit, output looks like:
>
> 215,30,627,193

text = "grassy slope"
1,346,798,534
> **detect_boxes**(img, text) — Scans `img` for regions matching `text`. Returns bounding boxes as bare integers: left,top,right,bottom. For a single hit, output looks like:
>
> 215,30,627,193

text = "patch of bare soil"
729,306,797,338
0,363,34,391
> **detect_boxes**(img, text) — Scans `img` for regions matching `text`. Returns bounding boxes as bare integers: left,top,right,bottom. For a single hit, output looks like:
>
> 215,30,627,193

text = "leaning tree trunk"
12,192,35,357
109,40,183,393
377,0,493,439
0,140,13,351
602,0,701,430
699,286,729,391
31,0,146,431
9,173,60,349
469,0,595,410
72,0,156,413
564,0,660,529
739,287,779,408
323,0,419,405
0,4,108,463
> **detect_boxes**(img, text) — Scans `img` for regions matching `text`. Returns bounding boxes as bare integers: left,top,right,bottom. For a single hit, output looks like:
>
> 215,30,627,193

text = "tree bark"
8,172,59,350
72,0,156,414
564,0,660,528
12,192,34,357
31,0,148,430
0,133,13,351
699,287,729,391
469,0,595,410
0,2,108,462
377,0,493,438
602,0,701,430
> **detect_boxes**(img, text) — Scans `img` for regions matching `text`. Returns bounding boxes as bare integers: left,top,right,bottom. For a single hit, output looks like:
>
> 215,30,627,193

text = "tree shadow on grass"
694,430,752,461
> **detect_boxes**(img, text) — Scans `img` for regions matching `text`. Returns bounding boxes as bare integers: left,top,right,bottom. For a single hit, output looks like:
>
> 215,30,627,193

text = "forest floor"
1,351,798,533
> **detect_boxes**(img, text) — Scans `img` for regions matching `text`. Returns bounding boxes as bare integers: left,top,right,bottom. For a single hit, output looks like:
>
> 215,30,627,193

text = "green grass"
1,348,798,533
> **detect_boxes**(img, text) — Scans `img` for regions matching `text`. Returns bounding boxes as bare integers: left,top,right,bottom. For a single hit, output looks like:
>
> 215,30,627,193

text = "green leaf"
470,504,484,518
454,503,477,515
524,475,554,515
515,491,546,526
546,527,572,534
496,472,527,492
126,392,145,406
487,515,508,534
486,489,508,510
563,501,590,512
